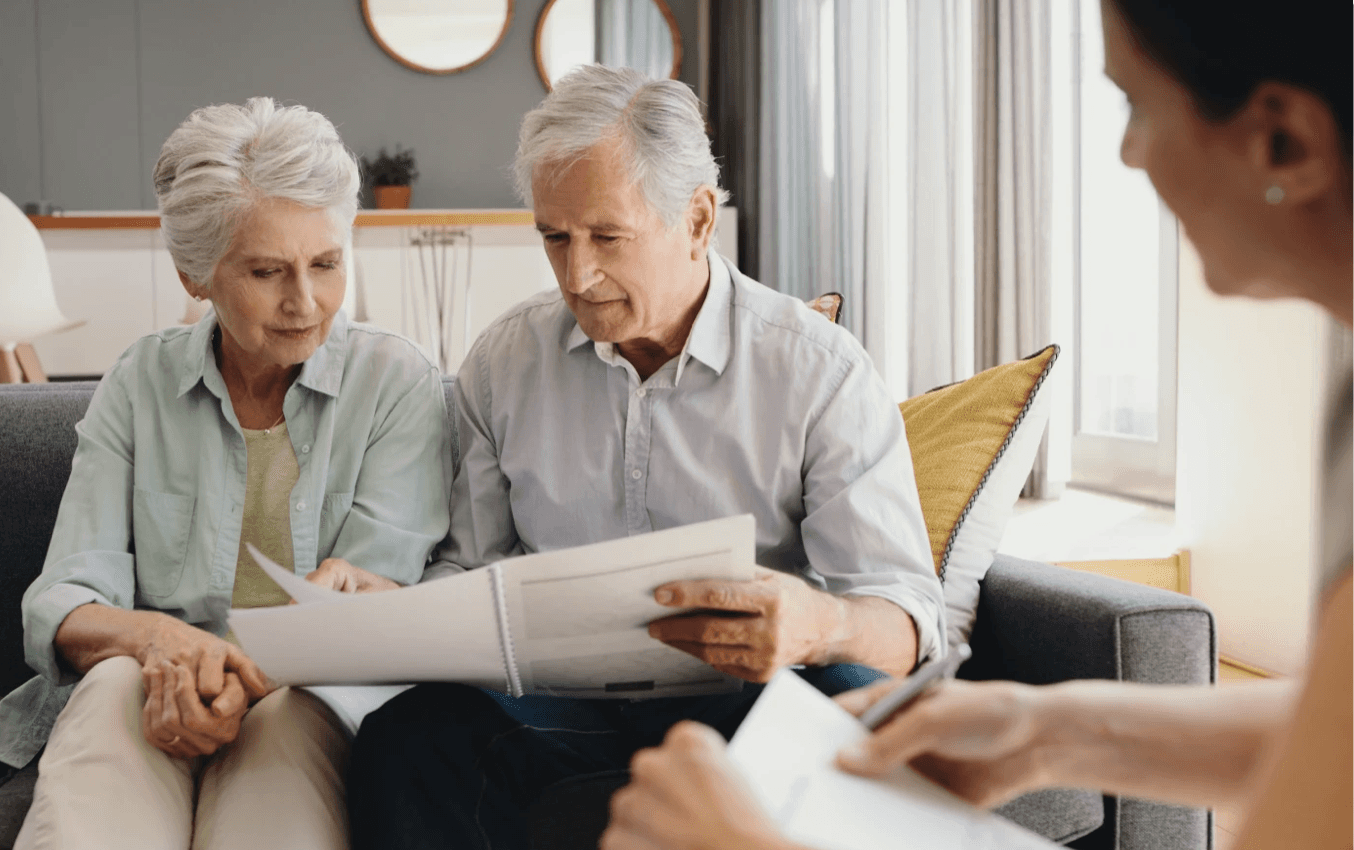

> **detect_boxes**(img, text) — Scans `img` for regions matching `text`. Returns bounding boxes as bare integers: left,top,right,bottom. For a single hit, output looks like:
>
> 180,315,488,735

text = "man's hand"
141,661,250,758
601,721,803,850
648,567,845,682
136,613,272,705
833,678,1048,808
304,558,401,594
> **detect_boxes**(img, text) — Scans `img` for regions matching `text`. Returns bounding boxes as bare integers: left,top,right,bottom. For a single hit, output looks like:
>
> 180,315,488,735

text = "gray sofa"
0,379,1216,849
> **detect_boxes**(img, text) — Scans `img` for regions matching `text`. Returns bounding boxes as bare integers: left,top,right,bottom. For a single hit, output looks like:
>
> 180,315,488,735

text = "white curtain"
758,0,884,344
976,0,1057,496
596,0,671,81
756,0,1058,496
891,2,978,397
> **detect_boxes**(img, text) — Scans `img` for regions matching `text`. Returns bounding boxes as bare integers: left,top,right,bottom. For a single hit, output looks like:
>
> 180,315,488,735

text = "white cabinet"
351,224,558,375
30,208,737,378
32,228,161,377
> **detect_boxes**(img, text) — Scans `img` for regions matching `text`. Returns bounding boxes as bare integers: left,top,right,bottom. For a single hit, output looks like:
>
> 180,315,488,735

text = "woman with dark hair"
598,2,1352,849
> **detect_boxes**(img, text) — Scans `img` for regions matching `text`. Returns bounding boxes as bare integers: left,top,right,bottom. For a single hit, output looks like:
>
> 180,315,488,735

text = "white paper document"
727,671,1060,850
228,515,756,699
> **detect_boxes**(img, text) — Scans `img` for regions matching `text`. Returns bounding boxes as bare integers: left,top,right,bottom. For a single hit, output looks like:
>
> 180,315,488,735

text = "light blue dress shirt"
435,251,943,668
0,309,451,767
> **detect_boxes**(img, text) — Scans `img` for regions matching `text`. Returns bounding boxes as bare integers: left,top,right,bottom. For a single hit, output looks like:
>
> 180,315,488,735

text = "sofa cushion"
0,762,37,850
995,788,1104,845
899,346,1059,649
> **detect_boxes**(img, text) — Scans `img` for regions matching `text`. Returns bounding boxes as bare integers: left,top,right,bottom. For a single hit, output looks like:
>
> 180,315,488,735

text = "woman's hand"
833,678,1050,808
136,613,272,705
601,721,804,850
141,661,250,758
304,558,401,594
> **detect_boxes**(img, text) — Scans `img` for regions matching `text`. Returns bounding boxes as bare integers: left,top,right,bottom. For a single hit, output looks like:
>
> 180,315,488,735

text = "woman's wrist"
1030,681,1137,791
55,603,156,674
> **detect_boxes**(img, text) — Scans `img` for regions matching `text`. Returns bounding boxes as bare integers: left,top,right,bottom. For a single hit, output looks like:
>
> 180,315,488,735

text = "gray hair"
513,65,729,228
153,97,360,288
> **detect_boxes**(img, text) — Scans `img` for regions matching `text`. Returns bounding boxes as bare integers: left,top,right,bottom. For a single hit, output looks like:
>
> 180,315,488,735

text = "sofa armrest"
965,553,1217,850
962,553,1216,688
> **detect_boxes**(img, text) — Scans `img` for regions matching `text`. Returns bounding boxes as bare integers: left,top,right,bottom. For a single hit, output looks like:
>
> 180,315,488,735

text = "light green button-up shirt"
0,309,451,767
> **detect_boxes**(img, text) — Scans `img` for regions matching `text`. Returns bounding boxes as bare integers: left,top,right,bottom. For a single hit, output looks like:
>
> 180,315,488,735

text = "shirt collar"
176,308,349,399
679,248,733,382
564,249,734,385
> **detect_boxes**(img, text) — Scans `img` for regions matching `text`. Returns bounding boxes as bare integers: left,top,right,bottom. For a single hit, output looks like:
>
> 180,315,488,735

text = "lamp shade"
0,193,82,344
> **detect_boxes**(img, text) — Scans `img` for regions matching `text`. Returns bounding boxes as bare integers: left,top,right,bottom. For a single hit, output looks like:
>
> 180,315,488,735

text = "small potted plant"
361,146,419,209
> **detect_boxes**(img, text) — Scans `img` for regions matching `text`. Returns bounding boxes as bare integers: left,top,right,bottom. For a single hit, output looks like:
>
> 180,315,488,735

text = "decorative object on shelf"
363,0,514,75
0,193,83,383
20,200,62,216
405,226,475,373
362,147,419,209
535,0,681,90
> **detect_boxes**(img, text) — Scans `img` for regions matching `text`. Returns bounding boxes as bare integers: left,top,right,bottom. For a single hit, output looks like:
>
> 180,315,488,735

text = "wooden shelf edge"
1219,656,1280,680
29,214,160,230
30,210,536,230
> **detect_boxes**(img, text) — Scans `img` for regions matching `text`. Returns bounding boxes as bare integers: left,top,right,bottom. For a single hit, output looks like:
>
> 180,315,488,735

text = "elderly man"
347,65,943,850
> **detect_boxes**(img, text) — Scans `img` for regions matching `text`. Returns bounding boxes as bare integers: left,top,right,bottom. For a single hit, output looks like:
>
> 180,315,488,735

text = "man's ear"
178,269,207,301
686,186,719,260
1245,82,1346,207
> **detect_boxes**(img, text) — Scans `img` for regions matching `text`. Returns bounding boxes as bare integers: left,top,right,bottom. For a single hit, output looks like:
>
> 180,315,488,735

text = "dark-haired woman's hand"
601,721,806,850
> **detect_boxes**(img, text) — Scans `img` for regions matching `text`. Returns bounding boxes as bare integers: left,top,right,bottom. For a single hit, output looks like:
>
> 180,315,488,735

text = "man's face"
532,136,707,352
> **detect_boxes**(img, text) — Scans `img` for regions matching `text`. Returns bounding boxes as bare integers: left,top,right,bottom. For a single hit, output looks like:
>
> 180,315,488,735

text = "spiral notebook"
228,514,756,699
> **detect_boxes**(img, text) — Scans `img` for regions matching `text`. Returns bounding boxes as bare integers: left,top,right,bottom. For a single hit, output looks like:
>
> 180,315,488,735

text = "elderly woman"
599,2,1352,849
0,97,450,849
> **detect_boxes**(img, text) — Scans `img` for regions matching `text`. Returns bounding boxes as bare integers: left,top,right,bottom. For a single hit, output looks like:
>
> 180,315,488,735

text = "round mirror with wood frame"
363,0,515,76
533,0,682,91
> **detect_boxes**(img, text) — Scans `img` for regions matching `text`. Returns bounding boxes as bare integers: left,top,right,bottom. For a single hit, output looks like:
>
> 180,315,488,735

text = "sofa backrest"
0,377,461,696
0,383,97,696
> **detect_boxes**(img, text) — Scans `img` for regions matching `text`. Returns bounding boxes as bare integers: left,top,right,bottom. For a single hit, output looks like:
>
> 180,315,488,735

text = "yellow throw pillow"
899,344,1059,647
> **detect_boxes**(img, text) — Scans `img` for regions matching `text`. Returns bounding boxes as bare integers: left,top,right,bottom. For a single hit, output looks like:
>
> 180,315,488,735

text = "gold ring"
169,735,181,746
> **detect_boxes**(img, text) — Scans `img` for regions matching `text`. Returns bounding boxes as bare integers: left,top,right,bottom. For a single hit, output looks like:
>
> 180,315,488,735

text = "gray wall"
0,0,700,211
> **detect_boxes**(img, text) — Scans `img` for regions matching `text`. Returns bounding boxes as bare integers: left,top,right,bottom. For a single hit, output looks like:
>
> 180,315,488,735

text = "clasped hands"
647,566,846,683
140,557,395,759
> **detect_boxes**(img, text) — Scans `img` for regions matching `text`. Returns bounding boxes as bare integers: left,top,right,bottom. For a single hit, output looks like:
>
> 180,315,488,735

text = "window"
1069,0,1178,505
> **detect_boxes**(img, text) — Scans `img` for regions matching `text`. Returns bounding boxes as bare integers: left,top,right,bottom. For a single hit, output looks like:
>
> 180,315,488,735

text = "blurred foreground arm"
837,663,1300,813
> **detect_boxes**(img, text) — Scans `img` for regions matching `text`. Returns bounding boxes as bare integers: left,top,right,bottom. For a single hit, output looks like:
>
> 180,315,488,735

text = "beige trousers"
15,656,350,850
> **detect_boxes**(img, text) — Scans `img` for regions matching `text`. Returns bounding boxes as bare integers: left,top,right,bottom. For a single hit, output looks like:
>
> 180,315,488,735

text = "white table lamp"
0,192,84,381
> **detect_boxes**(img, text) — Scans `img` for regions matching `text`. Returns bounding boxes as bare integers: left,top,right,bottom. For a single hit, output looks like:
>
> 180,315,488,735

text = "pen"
857,643,972,730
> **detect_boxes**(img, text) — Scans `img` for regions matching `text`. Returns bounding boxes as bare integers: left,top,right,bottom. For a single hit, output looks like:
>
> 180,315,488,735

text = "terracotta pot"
374,185,412,209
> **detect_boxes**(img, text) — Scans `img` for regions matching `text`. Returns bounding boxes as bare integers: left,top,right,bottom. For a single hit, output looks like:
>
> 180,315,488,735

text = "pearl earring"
1264,185,1285,205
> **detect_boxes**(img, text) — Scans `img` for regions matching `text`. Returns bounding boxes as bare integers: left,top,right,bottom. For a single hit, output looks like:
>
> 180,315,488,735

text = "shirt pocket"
131,487,196,600
317,491,355,557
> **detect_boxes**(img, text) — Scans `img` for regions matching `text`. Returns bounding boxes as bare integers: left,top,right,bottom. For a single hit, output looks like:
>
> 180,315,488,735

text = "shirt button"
636,388,647,398
301,444,311,454
630,469,642,480
296,500,307,511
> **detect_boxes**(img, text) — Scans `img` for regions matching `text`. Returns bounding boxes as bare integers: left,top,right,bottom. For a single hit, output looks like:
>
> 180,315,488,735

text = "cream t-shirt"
232,423,299,609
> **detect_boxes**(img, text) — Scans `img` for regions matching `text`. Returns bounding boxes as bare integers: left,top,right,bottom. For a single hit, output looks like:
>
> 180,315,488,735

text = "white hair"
513,65,729,228
153,97,360,288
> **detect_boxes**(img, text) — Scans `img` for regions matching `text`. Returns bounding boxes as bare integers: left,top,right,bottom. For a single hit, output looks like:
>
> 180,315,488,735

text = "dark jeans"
347,664,886,850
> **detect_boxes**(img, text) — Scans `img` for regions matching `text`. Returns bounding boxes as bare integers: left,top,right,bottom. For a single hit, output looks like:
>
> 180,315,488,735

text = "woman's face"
185,198,347,373
1100,1,1296,300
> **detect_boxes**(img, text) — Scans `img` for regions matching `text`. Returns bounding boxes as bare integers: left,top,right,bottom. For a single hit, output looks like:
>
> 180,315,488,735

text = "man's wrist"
807,590,852,666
